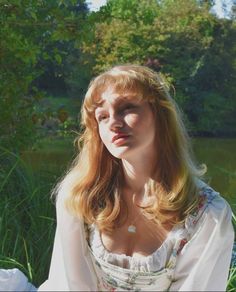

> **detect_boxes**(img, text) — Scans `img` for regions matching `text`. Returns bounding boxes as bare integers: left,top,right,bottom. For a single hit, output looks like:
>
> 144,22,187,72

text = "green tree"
186,18,236,135
0,0,88,151
82,0,236,136
34,0,89,97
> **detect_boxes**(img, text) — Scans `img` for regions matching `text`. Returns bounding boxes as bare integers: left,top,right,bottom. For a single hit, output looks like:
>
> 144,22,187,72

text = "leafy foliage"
0,0,88,151
1,0,235,149
82,0,236,136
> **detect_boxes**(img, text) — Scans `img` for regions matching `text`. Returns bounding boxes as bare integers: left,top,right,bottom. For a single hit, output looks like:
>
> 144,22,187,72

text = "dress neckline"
91,223,180,259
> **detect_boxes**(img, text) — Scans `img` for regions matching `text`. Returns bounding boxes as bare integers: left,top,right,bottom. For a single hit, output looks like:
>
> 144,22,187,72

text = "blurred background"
0,0,235,289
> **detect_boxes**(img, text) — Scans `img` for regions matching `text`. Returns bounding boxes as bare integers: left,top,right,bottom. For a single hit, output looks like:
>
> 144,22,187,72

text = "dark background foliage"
1,0,236,152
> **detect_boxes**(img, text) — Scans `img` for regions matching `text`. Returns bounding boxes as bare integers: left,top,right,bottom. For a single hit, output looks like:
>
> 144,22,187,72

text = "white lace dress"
88,223,179,291
0,181,234,291
87,185,233,291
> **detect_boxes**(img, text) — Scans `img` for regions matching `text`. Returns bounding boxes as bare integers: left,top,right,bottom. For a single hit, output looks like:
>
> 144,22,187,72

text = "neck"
121,151,157,203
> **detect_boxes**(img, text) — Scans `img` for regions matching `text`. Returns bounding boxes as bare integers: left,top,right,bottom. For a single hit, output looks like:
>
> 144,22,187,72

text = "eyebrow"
95,95,138,108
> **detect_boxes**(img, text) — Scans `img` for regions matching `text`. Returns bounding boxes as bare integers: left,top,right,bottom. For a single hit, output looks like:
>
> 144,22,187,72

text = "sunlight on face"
95,87,156,160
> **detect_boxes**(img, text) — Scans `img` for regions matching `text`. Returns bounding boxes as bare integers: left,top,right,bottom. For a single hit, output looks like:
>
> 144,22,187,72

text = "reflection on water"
192,138,236,209
22,137,236,211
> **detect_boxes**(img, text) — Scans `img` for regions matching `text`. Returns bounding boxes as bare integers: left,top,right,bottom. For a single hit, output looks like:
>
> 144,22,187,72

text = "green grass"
32,135,74,151
0,146,57,286
22,136,76,174
0,143,235,289
227,266,236,292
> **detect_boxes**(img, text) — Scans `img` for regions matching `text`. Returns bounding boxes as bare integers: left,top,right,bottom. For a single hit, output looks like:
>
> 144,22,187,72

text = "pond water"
192,138,236,209
22,137,236,211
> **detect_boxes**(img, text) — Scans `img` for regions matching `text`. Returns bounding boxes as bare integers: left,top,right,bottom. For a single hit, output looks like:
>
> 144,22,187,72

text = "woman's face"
94,86,156,160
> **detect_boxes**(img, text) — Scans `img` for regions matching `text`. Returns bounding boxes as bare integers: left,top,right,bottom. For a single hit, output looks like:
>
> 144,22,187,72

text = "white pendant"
128,225,136,233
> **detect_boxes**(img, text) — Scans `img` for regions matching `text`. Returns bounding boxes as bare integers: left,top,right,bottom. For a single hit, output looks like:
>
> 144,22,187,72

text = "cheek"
98,126,109,145
125,112,153,133
124,114,141,128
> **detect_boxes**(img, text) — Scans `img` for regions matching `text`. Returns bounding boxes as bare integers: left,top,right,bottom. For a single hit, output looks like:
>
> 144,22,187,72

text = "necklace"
127,224,137,233
127,208,143,233
125,191,146,234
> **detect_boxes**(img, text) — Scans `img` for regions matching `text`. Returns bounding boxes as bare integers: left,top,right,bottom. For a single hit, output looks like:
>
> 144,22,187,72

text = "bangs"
83,68,157,113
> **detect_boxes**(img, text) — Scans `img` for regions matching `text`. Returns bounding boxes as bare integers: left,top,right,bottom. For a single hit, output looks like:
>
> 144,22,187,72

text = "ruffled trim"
88,181,220,273
89,223,178,272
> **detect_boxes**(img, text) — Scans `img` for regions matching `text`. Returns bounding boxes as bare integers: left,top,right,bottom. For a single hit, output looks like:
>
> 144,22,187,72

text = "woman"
1,65,233,291
38,65,234,291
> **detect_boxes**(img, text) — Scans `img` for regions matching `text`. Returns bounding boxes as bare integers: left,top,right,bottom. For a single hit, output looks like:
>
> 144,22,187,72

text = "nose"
109,112,123,131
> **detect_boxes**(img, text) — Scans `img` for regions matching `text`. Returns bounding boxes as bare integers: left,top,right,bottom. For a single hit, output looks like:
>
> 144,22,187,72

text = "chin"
109,146,134,160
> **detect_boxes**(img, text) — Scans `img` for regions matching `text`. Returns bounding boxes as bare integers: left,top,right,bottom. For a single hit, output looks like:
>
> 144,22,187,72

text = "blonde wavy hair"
57,64,205,232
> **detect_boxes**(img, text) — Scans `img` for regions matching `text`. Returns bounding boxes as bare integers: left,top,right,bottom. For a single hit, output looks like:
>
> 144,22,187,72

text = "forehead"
84,72,155,113
98,87,141,107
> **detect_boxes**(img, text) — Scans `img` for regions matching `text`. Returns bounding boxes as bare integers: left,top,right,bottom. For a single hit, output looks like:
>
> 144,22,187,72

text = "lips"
112,133,130,144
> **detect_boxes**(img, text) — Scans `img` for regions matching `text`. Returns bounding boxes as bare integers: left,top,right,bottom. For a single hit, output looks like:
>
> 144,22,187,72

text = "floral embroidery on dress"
177,239,188,255
88,183,218,292
97,267,171,291
166,185,217,271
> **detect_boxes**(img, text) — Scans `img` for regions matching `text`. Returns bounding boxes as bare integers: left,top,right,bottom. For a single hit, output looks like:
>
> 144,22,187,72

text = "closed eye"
120,103,138,111
97,114,108,122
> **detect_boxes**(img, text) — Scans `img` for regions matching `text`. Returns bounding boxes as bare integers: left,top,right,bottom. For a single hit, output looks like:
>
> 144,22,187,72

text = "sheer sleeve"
169,193,234,291
38,190,97,291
